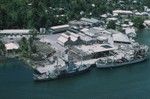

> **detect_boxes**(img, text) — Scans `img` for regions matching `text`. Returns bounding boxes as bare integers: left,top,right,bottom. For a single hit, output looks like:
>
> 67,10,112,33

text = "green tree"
29,29,39,39
107,21,116,30
0,0,148,29
19,37,29,57
132,17,145,29
28,36,37,54
30,0,47,30
0,41,6,56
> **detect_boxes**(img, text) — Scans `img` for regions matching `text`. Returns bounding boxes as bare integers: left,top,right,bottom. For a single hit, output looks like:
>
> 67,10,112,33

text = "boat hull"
33,65,92,82
96,57,147,68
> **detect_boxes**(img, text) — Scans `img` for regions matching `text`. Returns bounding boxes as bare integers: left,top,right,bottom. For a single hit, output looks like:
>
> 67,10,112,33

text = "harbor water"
0,29,150,99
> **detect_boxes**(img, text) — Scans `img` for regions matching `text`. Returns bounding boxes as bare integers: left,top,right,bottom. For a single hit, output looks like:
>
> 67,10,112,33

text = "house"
80,18,100,26
50,24,69,34
113,32,131,44
108,29,131,44
0,29,31,36
5,42,19,54
69,18,100,30
113,10,133,18
0,29,34,43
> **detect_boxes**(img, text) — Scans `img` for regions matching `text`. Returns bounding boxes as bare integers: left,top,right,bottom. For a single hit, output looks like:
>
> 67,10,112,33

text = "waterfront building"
0,29,35,43
0,29,31,36
69,43,116,61
4,42,20,56
5,42,19,51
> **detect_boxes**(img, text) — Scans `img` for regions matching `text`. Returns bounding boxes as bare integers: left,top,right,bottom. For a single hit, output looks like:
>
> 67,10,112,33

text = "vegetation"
19,37,29,57
19,35,37,57
132,17,145,29
1,0,150,30
107,21,116,30
0,41,6,56
29,29,39,39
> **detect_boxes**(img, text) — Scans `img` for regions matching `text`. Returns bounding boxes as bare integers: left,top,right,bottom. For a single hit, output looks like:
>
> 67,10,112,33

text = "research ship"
33,55,92,81
96,44,149,68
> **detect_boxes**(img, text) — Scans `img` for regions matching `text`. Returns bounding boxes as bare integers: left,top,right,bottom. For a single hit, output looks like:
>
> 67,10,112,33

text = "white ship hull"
96,57,147,68
33,64,92,81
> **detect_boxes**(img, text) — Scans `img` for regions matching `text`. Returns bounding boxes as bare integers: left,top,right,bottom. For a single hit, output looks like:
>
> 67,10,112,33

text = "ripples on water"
0,29,150,99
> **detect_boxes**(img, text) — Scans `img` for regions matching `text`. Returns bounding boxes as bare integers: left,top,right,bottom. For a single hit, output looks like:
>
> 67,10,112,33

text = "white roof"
5,43,19,50
125,28,136,34
101,14,107,18
147,9,150,12
113,13,119,16
0,29,31,34
57,36,69,45
121,24,130,27
135,12,142,16
113,33,130,43
40,38,51,43
141,12,149,15
75,44,116,55
113,10,133,14
80,18,99,23
107,18,118,21
67,31,79,38
129,22,134,26
97,36,108,41
36,65,55,74
144,20,150,25
51,24,69,30
81,28,101,37
107,29,121,34
78,33,93,41
57,33,79,45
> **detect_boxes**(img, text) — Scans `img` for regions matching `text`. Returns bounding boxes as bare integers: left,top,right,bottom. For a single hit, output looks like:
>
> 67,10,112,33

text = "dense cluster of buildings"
0,5,150,56
42,18,135,61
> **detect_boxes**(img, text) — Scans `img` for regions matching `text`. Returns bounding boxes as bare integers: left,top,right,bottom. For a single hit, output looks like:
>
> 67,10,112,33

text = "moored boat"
33,56,92,81
96,45,149,68
96,57,147,68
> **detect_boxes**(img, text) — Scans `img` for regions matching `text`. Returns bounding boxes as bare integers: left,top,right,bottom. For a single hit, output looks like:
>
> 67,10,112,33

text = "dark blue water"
0,29,150,99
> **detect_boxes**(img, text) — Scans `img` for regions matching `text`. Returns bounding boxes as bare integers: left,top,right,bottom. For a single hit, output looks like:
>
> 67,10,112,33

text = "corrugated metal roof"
0,29,31,34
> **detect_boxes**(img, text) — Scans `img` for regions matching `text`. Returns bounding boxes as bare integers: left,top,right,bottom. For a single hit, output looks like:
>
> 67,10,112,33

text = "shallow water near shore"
0,29,150,99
